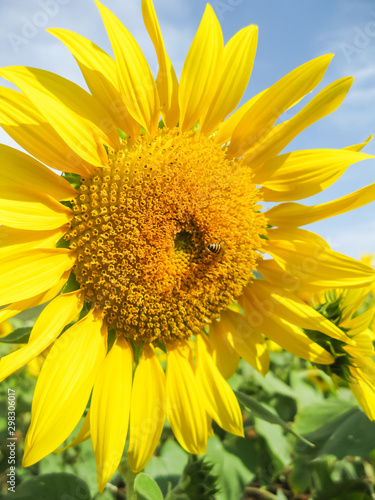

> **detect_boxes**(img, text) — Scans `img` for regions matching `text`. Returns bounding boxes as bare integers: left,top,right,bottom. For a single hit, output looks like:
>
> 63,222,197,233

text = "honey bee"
206,240,223,255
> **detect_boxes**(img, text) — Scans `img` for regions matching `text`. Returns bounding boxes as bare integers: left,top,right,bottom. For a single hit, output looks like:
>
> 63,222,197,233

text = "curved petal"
0,66,118,166
128,345,166,473
219,309,270,376
209,319,240,379
0,225,66,259
47,28,140,138
95,0,160,136
266,181,375,228
91,337,133,492
196,333,244,436
23,311,107,467
258,149,373,202
0,270,69,324
201,25,258,135
0,86,94,176
142,0,179,128
0,144,76,200
242,279,353,344
0,290,84,382
229,54,333,157
55,410,91,453
0,247,75,306
244,77,354,168
179,4,223,132
266,227,375,289
0,185,72,230
166,341,207,454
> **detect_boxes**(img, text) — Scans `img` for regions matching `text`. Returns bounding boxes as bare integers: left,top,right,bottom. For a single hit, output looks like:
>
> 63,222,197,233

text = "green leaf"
294,399,355,435
0,327,32,344
254,417,291,466
205,436,254,500
296,407,375,460
13,473,91,500
134,473,163,500
234,390,313,447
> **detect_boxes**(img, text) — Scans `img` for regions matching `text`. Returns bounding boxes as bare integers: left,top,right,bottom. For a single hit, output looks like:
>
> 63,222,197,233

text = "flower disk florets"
68,129,266,344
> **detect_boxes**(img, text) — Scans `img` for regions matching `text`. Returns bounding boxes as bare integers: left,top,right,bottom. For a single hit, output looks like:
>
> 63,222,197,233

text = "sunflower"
0,0,375,492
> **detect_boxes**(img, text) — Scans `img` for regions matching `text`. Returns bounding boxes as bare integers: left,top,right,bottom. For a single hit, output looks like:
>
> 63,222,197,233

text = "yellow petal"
0,271,69,324
0,248,74,306
142,0,179,128
258,149,373,202
266,227,375,289
55,410,91,453
196,333,244,436
0,290,84,383
209,319,240,379
0,66,118,166
214,89,267,145
166,342,207,454
0,144,76,200
245,76,354,168
266,181,375,227
47,28,140,138
128,345,166,473
343,134,373,152
0,185,72,231
23,312,107,466
0,225,66,260
349,360,375,420
243,279,352,344
179,4,223,132
95,0,160,136
201,25,258,135
91,337,133,492
0,86,94,176
229,54,333,157
345,328,375,358
219,309,270,376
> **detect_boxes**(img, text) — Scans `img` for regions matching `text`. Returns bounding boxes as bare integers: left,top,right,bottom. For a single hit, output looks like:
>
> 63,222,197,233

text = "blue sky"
0,0,374,258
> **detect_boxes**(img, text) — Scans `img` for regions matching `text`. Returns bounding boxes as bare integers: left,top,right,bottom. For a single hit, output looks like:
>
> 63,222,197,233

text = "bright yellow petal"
0,66,118,166
142,0,179,128
0,290,84,382
244,76,354,168
209,319,240,379
0,86,94,176
258,149,373,202
266,182,375,227
23,312,107,466
242,280,353,344
0,271,69,324
47,28,140,138
345,328,375,358
220,309,270,376
166,342,207,454
214,89,266,145
179,4,223,132
0,248,74,306
201,25,258,135
196,333,244,436
0,225,66,259
229,54,333,157
128,345,166,473
266,227,375,289
55,410,91,453
0,185,72,230
0,144,76,200
91,336,133,492
349,360,375,420
95,0,160,136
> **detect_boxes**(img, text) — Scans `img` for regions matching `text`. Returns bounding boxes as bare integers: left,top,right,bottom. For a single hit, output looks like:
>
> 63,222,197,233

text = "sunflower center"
67,129,266,344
